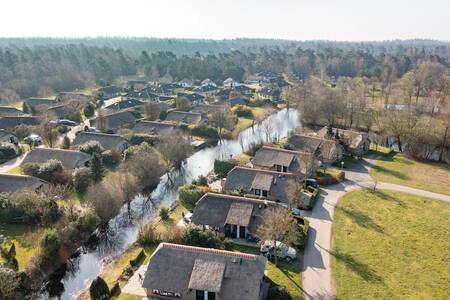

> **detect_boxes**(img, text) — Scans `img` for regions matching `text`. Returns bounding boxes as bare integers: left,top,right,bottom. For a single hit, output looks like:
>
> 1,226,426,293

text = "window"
262,190,268,197
255,189,261,196
276,165,282,172
208,292,216,300
196,290,216,300
283,166,288,172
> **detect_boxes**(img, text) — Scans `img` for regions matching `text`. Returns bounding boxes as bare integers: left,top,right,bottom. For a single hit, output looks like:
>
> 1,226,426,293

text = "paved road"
0,153,25,173
301,158,450,300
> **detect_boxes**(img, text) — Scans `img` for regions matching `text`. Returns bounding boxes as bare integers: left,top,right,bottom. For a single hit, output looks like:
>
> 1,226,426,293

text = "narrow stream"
39,108,300,299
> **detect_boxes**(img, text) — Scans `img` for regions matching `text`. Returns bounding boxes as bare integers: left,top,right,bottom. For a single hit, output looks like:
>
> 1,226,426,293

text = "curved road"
301,158,450,300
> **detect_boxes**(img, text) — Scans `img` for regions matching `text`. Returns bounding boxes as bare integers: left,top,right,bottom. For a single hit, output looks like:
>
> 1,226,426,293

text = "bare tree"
209,106,236,138
85,184,122,230
176,96,191,111
256,207,298,266
286,180,303,209
96,109,108,132
38,123,59,148
157,132,192,170
143,102,161,121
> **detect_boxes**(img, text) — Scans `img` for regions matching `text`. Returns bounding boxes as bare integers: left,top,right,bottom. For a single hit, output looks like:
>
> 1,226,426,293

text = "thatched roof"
192,193,279,234
0,174,48,193
224,167,296,204
133,120,176,136
188,259,225,293
0,116,40,129
92,111,136,130
166,111,202,125
287,134,323,153
21,148,90,169
317,126,369,150
73,132,127,151
142,243,266,300
252,146,298,168
0,107,22,117
25,98,57,108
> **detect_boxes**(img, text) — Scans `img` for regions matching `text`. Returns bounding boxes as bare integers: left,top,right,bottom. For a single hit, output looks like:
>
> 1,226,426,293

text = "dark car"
305,178,318,188
58,119,77,126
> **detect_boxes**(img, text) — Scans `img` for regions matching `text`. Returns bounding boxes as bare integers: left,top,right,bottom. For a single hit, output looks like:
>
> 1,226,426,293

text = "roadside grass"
316,167,341,178
332,189,450,299
369,151,450,195
0,224,45,271
7,165,22,174
234,245,303,299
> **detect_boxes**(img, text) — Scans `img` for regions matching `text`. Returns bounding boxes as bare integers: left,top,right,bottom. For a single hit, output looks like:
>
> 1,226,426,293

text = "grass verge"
369,152,450,195
332,189,450,299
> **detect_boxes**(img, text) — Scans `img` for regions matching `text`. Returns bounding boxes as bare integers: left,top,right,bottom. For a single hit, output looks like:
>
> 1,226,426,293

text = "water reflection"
40,108,300,299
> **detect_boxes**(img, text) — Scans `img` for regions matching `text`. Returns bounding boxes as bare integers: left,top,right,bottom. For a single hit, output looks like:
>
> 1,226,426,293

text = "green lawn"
369,151,450,195
332,189,450,299
0,224,45,271
234,245,303,299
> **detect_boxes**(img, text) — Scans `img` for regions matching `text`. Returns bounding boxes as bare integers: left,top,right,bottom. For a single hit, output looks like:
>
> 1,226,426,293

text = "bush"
129,249,146,268
137,222,160,246
84,103,96,118
62,136,71,149
110,282,121,297
73,167,92,193
232,105,253,118
267,286,293,300
76,210,100,233
37,159,64,182
129,134,159,146
223,239,234,251
245,141,263,156
89,276,110,300
336,171,345,182
101,150,115,167
79,141,104,155
178,184,208,210
182,225,226,249
192,175,208,186
159,206,170,221
22,162,40,177
57,125,70,134
214,159,237,178
191,125,219,138
40,229,61,259
0,143,17,160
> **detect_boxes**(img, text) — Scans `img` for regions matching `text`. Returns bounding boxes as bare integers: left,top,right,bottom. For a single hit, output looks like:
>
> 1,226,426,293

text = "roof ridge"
160,243,258,260
78,131,122,138
233,166,294,176
261,145,304,155
170,111,201,116
31,147,85,154
203,192,278,205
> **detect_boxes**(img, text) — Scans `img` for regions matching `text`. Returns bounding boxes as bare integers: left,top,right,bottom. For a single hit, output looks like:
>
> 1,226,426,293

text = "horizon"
0,0,449,41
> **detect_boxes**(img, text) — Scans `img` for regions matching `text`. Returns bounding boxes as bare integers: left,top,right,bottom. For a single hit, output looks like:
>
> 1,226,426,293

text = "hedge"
191,125,219,139
129,249,146,268
214,159,237,178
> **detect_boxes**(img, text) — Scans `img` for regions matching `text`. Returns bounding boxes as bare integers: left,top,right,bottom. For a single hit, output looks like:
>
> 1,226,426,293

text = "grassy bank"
332,189,450,299
369,151,450,195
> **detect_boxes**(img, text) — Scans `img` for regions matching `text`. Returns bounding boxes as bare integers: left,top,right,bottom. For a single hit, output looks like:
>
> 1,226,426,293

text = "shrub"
101,150,115,167
22,162,40,177
40,229,61,259
245,141,263,156
90,153,104,183
159,206,170,221
160,226,183,244
35,159,64,183
0,143,17,160
129,134,158,146
110,282,121,297
232,105,253,118
336,171,345,182
84,103,96,118
62,136,71,149
223,239,234,251
267,286,293,300
214,159,237,178
57,125,70,134
191,125,219,138
79,141,104,155
76,210,100,233
182,225,226,249
178,184,207,210
137,222,160,246
67,110,82,122
89,276,110,300
73,167,92,193
129,249,146,268
192,175,208,186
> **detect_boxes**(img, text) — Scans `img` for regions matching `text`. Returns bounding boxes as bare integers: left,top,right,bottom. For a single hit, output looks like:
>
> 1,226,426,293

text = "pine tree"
90,153,104,183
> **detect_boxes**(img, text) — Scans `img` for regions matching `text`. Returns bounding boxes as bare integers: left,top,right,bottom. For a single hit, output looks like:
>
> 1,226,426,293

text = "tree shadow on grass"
330,250,383,284
337,206,387,235
369,189,406,207
371,164,410,180
267,260,303,292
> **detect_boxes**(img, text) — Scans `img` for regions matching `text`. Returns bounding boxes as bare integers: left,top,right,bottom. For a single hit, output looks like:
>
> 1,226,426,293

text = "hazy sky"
1,0,449,41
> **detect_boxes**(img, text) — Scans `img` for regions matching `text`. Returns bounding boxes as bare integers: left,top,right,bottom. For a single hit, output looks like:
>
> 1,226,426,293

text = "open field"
369,151,450,195
235,245,303,299
332,189,450,299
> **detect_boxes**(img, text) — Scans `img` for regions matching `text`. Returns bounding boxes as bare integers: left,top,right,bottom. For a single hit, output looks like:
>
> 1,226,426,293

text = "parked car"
58,119,77,126
260,240,297,262
305,178,318,188
279,203,303,216
24,134,42,145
